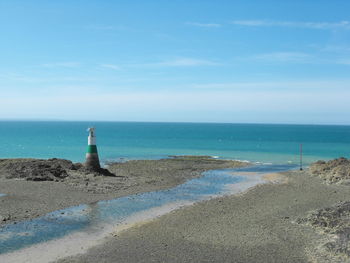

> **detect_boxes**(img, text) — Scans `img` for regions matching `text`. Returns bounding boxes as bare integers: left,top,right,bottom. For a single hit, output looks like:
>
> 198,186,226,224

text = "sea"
0,121,349,165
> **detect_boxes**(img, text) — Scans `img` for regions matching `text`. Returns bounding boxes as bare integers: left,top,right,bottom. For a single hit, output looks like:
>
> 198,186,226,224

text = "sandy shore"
0,156,245,225
56,169,350,263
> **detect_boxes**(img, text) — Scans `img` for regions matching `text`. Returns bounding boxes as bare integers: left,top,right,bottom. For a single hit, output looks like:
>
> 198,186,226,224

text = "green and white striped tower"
85,127,101,170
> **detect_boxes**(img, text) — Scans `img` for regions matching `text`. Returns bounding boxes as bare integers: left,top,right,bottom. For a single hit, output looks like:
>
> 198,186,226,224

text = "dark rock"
0,158,116,181
0,159,72,181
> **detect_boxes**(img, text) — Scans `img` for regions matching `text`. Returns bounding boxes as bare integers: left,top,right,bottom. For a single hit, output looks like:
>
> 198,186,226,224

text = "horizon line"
0,119,349,127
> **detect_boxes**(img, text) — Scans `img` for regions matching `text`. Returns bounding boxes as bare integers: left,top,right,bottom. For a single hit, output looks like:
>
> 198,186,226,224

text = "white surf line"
0,201,195,263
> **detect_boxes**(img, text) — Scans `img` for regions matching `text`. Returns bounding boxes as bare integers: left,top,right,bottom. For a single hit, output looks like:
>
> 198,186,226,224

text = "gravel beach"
57,168,350,263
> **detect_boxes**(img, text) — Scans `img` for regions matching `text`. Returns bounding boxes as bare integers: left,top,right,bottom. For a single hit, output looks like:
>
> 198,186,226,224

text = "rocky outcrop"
298,201,350,260
0,158,114,181
298,158,350,261
310,157,350,184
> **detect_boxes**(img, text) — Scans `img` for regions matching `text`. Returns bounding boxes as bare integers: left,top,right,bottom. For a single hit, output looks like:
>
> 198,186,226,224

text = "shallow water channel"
0,164,296,256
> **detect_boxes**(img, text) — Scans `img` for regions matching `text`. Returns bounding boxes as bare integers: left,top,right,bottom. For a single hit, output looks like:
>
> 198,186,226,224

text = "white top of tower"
87,127,95,137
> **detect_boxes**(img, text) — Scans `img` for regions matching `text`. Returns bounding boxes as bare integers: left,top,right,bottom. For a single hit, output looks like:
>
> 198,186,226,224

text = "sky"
0,0,350,124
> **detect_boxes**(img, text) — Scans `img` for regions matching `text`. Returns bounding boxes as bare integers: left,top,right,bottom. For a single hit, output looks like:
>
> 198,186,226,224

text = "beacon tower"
85,127,100,170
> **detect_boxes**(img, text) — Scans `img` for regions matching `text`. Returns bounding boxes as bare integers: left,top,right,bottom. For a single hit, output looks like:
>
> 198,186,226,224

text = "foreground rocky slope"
298,201,350,261
298,157,350,262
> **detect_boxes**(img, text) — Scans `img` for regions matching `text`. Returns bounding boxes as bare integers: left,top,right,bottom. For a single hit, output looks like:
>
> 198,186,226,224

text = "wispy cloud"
190,80,350,91
251,52,350,65
230,20,350,30
337,59,350,65
252,52,312,63
186,22,222,28
42,62,81,68
151,58,221,67
321,45,350,53
100,64,121,70
0,74,97,84
85,25,128,31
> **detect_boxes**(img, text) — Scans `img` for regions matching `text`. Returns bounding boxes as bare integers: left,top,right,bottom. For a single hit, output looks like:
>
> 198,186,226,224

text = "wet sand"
57,170,350,263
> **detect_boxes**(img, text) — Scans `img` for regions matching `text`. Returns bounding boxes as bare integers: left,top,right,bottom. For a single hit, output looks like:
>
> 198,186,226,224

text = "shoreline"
0,168,269,263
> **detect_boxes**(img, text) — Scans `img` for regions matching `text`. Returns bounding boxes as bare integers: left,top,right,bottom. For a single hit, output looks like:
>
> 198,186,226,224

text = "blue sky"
0,0,350,124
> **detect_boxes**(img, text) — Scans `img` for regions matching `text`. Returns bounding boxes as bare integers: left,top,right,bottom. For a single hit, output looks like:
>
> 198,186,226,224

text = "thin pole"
300,143,303,171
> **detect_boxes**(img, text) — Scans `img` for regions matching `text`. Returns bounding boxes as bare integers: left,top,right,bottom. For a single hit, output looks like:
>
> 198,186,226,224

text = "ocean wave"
233,159,251,163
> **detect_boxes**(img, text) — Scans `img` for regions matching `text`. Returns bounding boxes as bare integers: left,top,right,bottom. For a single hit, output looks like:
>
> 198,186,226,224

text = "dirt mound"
310,157,350,184
0,158,113,181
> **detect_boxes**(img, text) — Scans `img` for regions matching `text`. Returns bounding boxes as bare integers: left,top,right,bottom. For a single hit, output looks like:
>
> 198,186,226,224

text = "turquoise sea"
0,121,349,165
